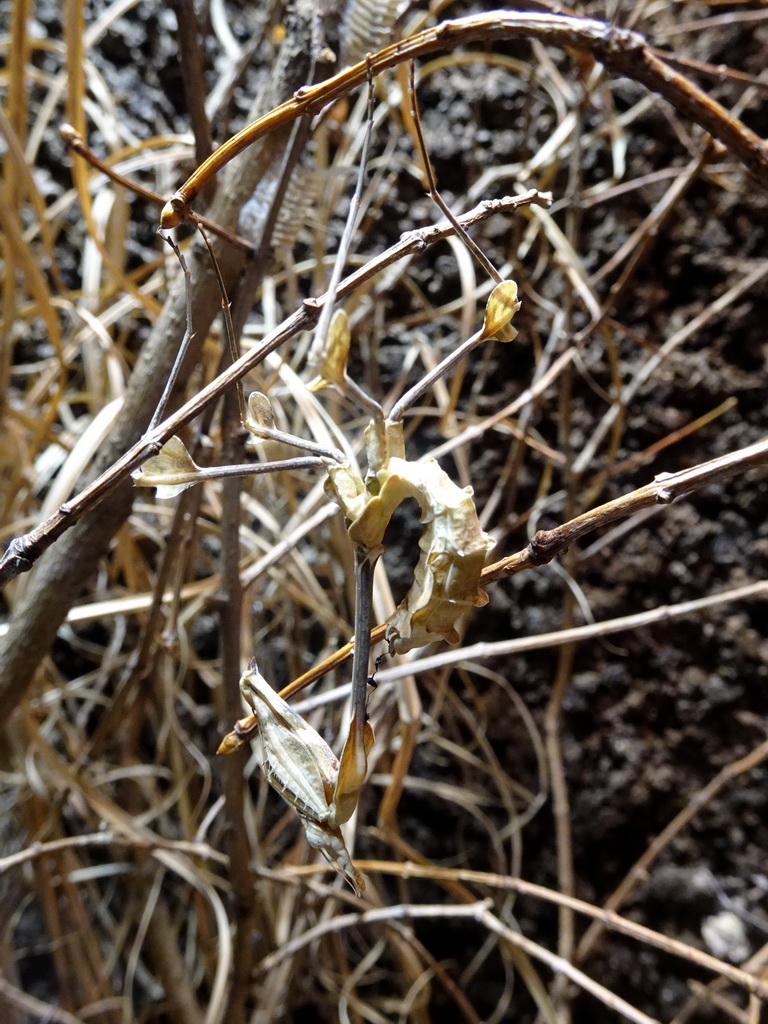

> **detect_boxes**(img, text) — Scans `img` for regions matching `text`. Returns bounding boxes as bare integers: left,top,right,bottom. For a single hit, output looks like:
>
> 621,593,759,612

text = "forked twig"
60,125,253,251
0,191,548,589
160,11,768,228
388,281,520,422
483,434,768,583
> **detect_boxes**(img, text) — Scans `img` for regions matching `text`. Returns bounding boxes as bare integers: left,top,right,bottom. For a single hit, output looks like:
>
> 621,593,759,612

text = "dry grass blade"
2,2,768,1022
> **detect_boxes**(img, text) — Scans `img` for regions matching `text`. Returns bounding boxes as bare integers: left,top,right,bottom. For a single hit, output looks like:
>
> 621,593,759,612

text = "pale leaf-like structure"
480,279,521,343
325,424,494,653
131,436,199,498
240,662,368,895
246,390,275,430
307,309,351,391
320,284,522,651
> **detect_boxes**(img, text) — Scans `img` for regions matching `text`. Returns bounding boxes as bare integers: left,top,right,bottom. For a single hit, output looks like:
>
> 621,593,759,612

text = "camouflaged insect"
325,439,493,653
322,280,519,652
240,662,372,895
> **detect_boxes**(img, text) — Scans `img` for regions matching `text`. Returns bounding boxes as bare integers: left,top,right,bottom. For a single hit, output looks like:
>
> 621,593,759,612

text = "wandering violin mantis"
128,12,528,891
49,6,768,897
134,279,521,890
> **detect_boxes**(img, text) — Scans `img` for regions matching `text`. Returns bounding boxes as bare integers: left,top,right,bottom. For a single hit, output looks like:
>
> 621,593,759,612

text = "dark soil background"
2,1,768,1022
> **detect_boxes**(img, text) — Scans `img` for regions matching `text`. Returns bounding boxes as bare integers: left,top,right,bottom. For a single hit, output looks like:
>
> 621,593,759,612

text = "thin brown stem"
219,391,258,1024
193,220,248,426
168,0,214,169
150,231,194,430
484,435,768,583
350,549,376,730
0,191,547,591
60,125,253,251
389,327,484,422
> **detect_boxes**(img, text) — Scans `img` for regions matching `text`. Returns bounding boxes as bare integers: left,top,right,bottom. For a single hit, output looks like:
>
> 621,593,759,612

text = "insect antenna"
193,219,248,426
151,229,194,430
407,61,502,285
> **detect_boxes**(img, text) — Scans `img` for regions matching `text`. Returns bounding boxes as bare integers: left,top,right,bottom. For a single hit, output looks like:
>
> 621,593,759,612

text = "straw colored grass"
2,1,768,1022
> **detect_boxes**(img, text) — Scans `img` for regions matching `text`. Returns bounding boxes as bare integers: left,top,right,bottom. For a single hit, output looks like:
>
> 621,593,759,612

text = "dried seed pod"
247,391,275,431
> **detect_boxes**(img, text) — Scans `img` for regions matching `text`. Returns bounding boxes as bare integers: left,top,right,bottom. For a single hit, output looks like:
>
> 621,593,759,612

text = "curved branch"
162,11,768,226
